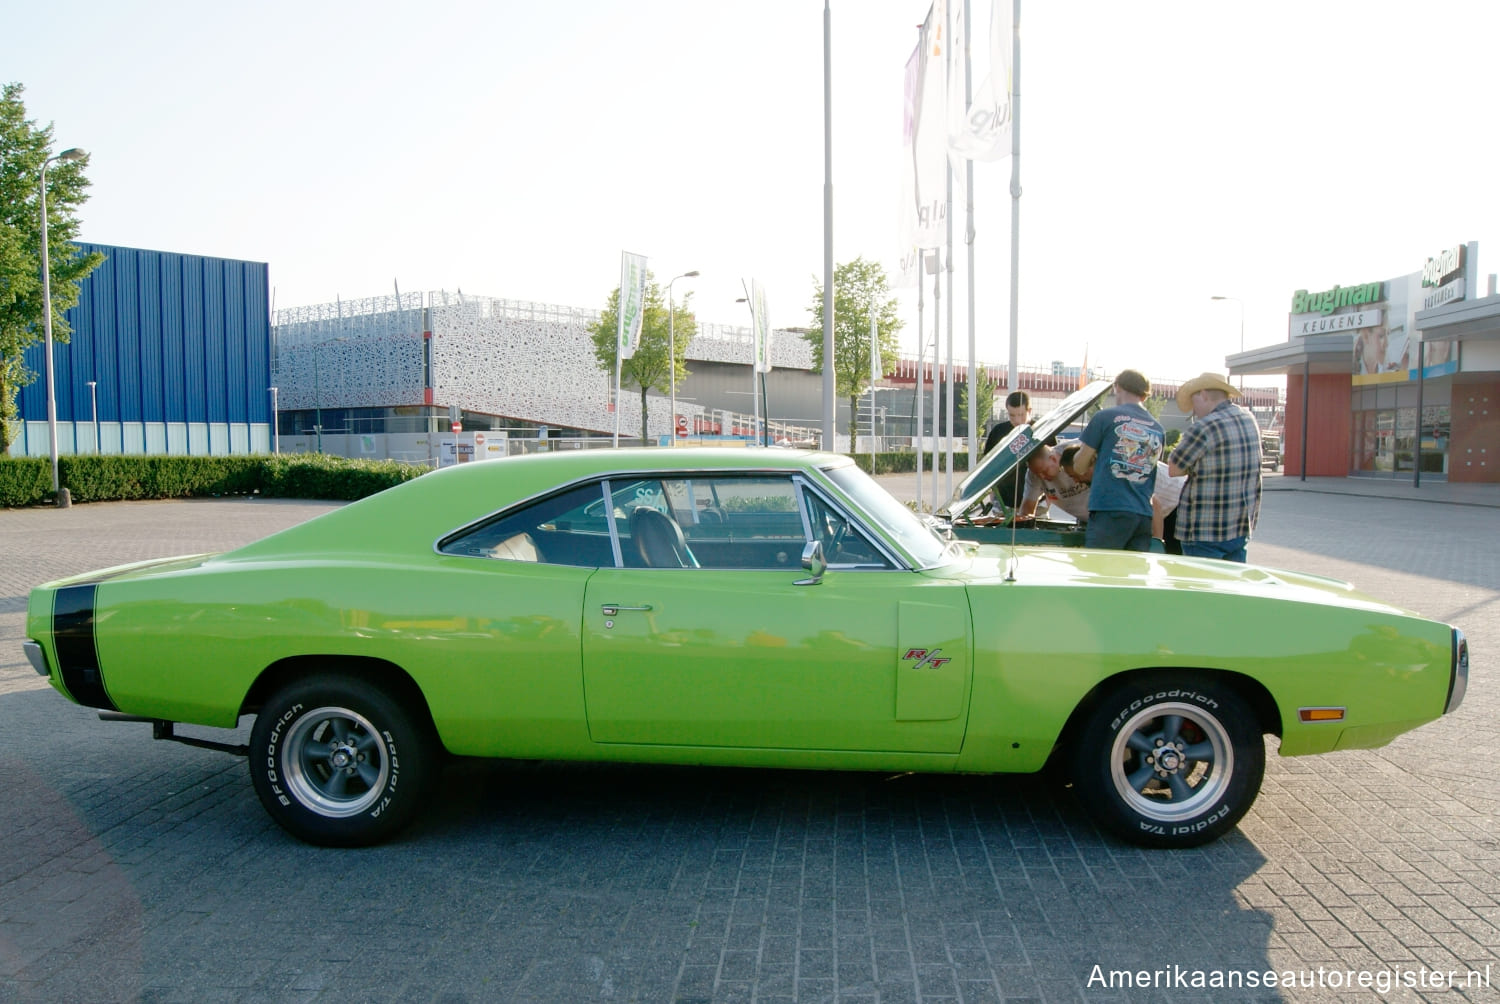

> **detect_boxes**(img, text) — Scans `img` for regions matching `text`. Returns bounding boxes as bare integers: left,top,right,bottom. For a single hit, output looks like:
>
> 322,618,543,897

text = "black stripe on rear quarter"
53,583,117,711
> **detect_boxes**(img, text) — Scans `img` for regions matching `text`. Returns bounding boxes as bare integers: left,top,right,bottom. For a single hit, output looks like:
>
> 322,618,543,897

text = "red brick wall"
1283,373,1352,476
1449,378,1499,482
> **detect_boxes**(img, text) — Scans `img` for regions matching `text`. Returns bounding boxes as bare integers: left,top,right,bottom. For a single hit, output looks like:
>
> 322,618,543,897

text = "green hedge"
0,459,50,508
0,454,429,508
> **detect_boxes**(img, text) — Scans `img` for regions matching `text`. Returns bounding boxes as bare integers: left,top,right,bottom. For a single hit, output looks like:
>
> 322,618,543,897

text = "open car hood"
940,379,1114,520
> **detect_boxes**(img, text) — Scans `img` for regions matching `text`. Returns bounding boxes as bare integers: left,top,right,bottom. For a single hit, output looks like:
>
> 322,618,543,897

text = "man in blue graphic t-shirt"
1073,369,1164,551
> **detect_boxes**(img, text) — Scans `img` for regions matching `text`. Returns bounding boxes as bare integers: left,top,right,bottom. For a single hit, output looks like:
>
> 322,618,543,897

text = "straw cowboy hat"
1176,372,1240,413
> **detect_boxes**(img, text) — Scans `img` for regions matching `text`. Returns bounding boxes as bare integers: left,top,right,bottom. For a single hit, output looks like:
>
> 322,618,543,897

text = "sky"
9,0,1500,387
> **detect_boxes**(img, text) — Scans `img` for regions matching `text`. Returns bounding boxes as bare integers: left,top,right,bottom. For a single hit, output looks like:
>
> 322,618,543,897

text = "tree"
801,256,903,452
0,82,103,454
590,273,695,444
958,364,998,432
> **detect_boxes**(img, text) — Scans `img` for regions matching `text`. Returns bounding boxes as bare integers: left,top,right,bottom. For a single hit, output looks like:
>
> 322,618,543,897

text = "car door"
580,474,972,754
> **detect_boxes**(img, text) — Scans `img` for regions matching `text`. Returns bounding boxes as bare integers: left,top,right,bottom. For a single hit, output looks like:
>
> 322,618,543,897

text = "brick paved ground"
0,492,1496,1003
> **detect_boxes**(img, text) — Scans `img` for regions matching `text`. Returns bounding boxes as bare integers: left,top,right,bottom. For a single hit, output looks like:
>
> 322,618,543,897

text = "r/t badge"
902,648,951,671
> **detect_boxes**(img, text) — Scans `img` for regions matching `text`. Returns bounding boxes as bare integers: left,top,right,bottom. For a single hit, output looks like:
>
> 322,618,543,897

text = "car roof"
223,447,847,563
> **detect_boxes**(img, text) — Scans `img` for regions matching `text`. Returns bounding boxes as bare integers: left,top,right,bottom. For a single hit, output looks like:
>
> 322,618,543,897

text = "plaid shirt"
1171,402,1263,542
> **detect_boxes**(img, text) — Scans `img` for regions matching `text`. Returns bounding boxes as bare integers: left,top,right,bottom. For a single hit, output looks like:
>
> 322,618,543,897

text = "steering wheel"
822,514,849,558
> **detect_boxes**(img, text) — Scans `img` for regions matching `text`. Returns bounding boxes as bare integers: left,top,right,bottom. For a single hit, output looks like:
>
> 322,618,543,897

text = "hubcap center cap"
1157,748,1183,772
329,742,358,769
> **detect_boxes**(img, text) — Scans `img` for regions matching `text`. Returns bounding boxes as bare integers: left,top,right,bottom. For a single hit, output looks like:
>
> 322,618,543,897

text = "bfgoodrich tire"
249,674,436,847
1070,675,1265,848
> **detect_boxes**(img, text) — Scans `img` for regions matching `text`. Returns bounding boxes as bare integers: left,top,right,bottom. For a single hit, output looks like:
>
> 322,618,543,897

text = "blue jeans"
1181,537,1248,563
1085,511,1154,552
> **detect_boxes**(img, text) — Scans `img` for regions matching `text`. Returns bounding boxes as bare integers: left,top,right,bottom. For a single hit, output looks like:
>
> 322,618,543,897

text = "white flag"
897,44,924,272
751,279,771,374
616,251,648,360
948,0,1013,161
906,4,948,251
870,307,882,384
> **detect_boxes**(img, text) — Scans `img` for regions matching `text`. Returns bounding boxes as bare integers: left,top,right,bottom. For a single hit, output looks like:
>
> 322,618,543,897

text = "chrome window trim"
433,461,917,573
793,476,907,572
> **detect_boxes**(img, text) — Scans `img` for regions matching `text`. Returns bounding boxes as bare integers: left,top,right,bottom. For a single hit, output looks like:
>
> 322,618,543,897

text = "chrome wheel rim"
283,706,391,818
1108,701,1232,823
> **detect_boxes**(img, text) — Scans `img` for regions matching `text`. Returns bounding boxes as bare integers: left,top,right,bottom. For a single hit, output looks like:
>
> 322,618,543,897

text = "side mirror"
795,540,826,585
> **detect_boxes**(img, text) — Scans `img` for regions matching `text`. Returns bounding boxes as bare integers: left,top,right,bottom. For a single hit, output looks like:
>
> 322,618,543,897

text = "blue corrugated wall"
15,243,271,451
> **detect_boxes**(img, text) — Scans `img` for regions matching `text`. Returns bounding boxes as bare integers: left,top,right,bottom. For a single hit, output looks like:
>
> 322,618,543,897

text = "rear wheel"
249,674,436,846
1070,676,1264,848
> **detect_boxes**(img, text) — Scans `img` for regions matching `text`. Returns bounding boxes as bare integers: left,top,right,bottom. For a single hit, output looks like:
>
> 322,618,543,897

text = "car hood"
949,545,1414,615
941,380,1113,520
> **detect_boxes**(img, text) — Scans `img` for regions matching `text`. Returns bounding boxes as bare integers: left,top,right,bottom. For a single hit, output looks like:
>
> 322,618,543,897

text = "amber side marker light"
1299,707,1346,722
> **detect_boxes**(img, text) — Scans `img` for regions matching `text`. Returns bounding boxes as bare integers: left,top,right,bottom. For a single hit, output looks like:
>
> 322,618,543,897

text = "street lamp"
735,293,768,446
1211,295,1245,390
40,147,87,506
667,270,698,446
269,386,279,455
86,380,98,454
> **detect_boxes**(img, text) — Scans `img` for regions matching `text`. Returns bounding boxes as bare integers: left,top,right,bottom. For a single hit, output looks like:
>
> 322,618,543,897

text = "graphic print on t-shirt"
1108,419,1163,483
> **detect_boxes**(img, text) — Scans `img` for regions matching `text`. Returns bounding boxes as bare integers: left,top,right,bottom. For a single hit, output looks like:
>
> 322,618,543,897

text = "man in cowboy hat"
1168,372,1263,562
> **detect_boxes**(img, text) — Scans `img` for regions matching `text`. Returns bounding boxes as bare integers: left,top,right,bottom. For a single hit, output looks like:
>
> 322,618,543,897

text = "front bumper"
1447,628,1469,715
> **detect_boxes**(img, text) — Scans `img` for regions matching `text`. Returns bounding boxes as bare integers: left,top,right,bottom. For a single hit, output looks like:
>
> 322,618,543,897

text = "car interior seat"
487,532,540,562
628,507,698,568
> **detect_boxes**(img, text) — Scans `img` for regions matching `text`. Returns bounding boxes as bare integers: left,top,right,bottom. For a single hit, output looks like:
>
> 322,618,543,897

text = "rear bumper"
23,640,49,678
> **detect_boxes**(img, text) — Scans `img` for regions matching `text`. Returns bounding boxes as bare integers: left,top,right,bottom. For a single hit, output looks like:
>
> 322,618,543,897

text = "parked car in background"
24,446,1467,849
1263,433,1283,471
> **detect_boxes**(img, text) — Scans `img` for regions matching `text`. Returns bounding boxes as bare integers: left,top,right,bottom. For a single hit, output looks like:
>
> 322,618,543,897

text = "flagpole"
613,353,622,447
821,0,836,450
915,267,925,512
944,150,956,501
963,0,978,463
931,259,941,508
750,291,760,446
1006,0,1021,399
869,304,879,470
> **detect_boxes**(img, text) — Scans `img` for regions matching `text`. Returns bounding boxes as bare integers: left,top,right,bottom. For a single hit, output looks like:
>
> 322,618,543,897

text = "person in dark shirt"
982,390,1032,512
983,390,1032,455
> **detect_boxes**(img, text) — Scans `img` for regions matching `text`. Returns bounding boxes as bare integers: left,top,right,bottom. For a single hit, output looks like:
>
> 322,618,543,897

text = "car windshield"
821,462,958,568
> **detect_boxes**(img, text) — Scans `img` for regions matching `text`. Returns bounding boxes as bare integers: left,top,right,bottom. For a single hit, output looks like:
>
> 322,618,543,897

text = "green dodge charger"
24,447,1468,848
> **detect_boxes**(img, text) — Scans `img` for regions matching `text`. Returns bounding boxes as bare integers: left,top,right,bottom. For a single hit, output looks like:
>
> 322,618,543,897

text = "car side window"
438,482,612,567
612,476,807,570
801,486,891,568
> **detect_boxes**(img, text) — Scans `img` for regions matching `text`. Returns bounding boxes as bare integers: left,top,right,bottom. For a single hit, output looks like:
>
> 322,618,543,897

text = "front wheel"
1070,676,1264,848
249,674,437,847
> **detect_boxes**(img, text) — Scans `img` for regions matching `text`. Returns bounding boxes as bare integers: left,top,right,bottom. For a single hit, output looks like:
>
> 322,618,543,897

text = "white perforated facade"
271,291,816,442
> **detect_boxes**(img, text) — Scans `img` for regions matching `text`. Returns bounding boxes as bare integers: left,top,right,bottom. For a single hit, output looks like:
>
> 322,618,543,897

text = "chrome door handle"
601,604,652,616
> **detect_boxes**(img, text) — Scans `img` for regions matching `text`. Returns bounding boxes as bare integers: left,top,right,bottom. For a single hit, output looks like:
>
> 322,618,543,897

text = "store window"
1352,409,1377,472
1350,383,1450,476
1420,404,1451,474
1395,407,1417,473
